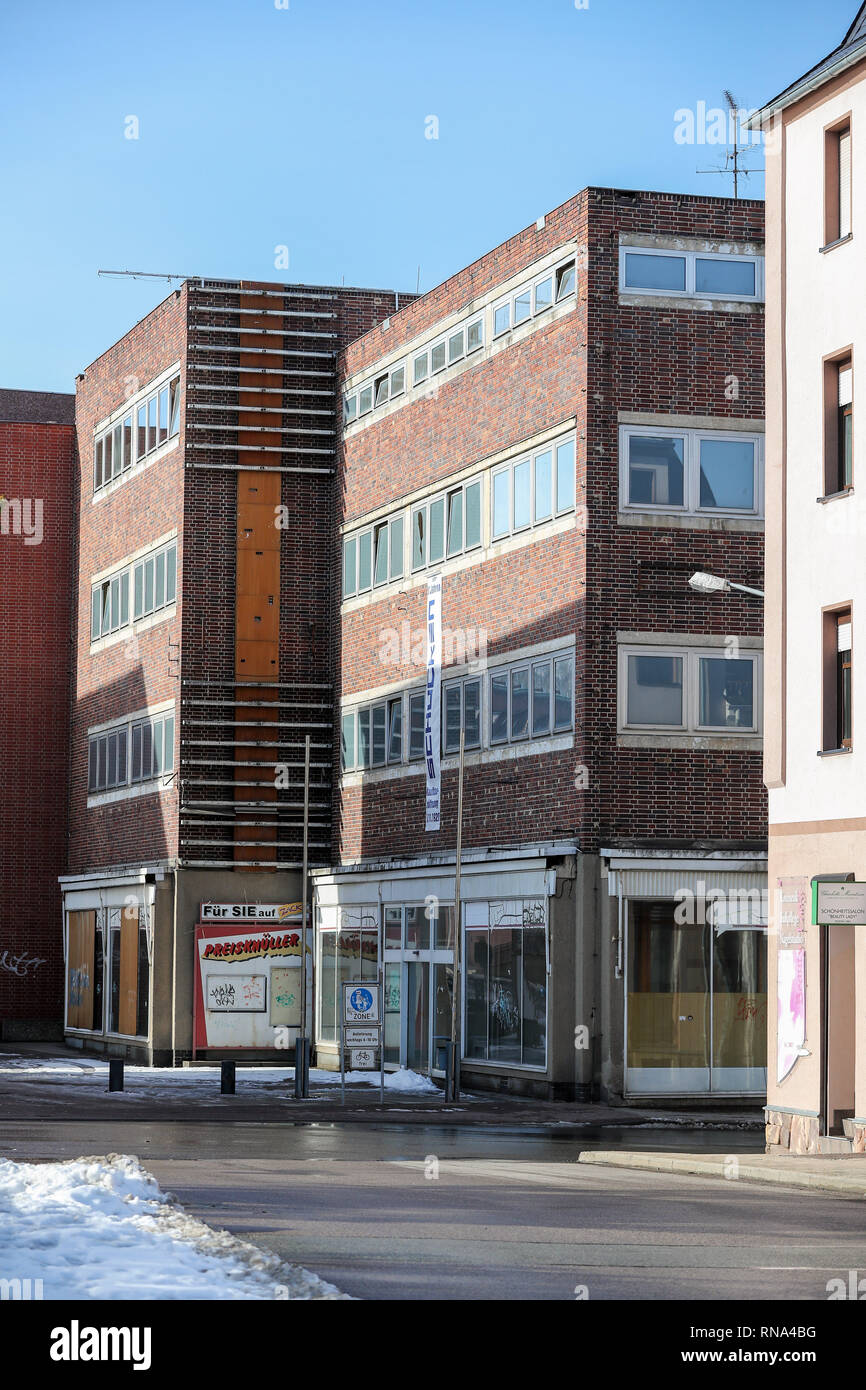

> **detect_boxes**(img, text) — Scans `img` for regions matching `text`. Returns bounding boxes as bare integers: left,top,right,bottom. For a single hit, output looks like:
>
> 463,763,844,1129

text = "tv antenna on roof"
696,90,764,199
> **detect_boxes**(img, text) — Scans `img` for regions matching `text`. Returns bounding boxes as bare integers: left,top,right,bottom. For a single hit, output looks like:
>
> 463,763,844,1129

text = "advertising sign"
342,982,380,1024
193,912,311,1050
777,947,806,1084
201,903,303,923
425,575,442,832
812,881,866,925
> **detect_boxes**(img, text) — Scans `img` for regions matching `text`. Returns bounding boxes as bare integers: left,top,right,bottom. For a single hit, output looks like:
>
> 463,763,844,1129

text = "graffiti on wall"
0,950,47,980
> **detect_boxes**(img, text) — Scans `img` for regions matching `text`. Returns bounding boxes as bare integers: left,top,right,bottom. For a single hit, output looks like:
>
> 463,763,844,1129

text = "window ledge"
816,747,853,757
819,233,853,254
618,732,762,752
817,487,854,504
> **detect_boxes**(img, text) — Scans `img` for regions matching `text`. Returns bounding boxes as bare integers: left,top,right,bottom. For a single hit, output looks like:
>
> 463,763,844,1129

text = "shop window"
464,901,547,1067
317,910,379,1043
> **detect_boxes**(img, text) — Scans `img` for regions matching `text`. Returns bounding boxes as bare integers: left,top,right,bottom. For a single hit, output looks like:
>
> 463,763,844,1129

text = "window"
431,339,447,374
442,676,481,753
824,357,854,495
359,385,373,416
132,542,177,622
619,645,760,734
492,433,577,539
317,909,379,1043
342,697,405,770
390,364,405,397
343,518,402,595
489,653,573,744
822,608,853,752
90,572,129,641
93,373,180,494
88,709,174,794
466,317,483,353
91,542,175,644
87,727,127,792
448,329,464,363
620,248,763,302
555,260,576,301
130,711,175,782
374,373,389,408
492,258,575,342
620,425,762,517
825,122,852,247
413,351,428,385
411,479,480,574
344,394,358,424
464,899,547,1067
408,692,426,760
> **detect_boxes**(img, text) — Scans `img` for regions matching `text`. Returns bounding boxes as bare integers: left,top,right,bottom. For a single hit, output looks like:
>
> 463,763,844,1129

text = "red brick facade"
335,189,766,865
0,397,75,1031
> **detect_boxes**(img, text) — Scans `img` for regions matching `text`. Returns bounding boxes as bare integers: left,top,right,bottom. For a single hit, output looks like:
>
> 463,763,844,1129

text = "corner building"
317,188,768,1102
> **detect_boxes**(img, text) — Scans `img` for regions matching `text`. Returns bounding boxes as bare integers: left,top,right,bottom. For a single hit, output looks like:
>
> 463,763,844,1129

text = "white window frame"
618,246,764,302
93,372,180,496
441,674,483,754
618,424,763,518
491,432,577,541
341,696,405,771
87,707,176,796
618,644,762,735
91,539,177,648
489,652,575,746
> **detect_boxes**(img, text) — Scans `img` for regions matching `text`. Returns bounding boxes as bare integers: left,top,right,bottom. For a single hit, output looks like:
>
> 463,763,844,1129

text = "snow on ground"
0,1153,348,1299
0,1053,440,1098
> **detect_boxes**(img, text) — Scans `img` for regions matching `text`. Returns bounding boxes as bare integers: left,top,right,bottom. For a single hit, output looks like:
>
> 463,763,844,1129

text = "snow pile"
0,1154,348,1300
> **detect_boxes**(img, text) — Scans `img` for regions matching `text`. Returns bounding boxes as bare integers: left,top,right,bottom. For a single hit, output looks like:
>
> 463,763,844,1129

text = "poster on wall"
776,946,806,1084
425,574,442,832
776,877,807,948
193,907,310,1050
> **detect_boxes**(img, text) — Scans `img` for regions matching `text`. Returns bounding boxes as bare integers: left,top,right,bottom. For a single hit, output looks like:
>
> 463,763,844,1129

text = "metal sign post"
341,982,382,1104
811,875,865,1137
295,734,311,1101
448,728,465,1102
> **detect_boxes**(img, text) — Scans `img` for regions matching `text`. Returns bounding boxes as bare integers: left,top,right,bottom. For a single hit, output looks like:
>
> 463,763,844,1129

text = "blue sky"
0,0,859,391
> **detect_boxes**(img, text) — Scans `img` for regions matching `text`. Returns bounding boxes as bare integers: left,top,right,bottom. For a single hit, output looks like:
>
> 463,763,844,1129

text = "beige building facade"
756,4,866,1153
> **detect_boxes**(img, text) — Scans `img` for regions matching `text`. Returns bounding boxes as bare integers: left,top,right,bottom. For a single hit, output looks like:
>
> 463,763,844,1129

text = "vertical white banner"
425,574,442,832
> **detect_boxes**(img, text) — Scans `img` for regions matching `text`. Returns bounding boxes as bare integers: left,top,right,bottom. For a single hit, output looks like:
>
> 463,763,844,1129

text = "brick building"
1,388,75,1040
314,188,768,1101
59,279,412,1062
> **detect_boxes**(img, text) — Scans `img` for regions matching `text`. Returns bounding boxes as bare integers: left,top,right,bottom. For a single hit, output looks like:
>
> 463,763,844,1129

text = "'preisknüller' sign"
812,881,866,925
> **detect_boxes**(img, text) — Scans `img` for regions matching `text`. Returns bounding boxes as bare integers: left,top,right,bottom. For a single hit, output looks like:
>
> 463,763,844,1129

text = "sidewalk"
0,1043,765,1131
579,1150,866,1196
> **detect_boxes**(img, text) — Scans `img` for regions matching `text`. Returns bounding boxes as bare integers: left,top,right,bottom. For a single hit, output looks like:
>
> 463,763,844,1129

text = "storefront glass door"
626,899,766,1095
383,904,454,1074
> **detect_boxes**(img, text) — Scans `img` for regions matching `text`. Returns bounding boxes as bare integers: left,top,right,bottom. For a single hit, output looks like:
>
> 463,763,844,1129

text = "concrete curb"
578,1150,866,1196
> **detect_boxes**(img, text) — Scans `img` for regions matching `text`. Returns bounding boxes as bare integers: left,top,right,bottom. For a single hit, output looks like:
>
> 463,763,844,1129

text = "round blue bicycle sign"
349,988,374,1013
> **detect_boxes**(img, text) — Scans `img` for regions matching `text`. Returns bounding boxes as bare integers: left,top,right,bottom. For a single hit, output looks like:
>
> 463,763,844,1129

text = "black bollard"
108,1059,124,1092
294,1038,310,1099
220,1060,236,1095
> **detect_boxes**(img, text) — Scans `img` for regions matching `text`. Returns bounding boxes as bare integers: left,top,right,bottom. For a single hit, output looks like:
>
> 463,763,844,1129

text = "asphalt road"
142,1151,866,1301
3,1119,864,1301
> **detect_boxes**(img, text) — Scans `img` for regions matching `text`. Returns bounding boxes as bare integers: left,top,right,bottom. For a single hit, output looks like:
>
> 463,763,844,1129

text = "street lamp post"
688,570,765,599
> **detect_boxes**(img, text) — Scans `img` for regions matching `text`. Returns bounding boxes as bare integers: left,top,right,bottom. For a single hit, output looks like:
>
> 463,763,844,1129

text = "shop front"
312,844,579,1099
605,854,768,1099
